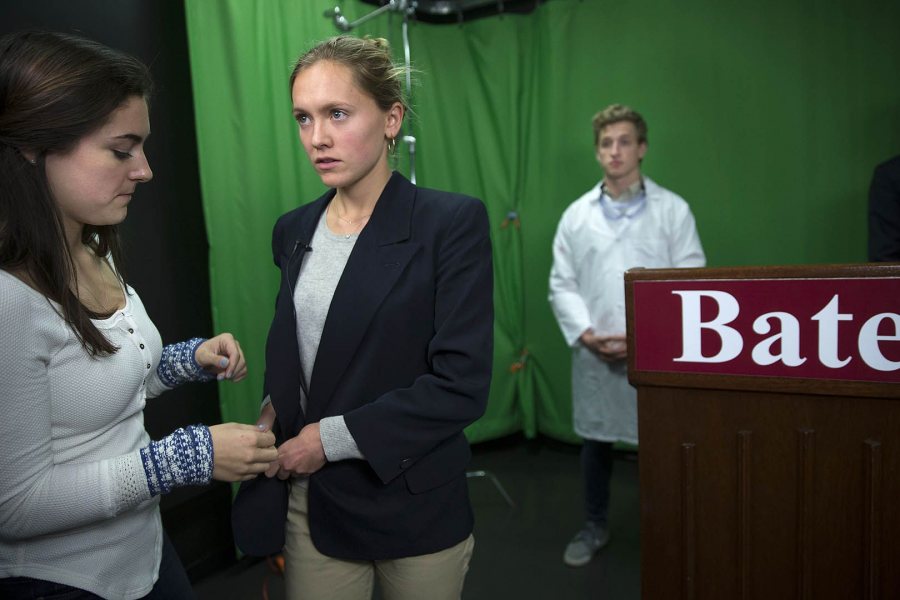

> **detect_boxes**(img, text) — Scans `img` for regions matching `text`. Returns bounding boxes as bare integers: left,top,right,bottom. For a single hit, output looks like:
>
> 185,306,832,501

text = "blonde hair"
289,35,409,114
592,104,647,147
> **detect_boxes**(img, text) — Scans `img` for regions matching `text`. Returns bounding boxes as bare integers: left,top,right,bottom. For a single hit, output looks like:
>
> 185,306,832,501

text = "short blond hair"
592,104,647,147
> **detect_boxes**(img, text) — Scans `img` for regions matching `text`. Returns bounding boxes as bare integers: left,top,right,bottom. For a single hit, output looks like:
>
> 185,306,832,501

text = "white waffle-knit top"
0,269,171,599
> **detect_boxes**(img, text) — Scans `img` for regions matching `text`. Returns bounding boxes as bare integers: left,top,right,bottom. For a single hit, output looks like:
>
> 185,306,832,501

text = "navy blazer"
869,155,900,262
232,172,493,560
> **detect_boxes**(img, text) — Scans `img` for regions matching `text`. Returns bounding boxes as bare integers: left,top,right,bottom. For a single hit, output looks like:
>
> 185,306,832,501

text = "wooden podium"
625,264,900,600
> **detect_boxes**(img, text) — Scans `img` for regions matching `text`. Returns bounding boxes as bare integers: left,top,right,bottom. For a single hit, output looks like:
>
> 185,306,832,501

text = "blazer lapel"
306,173,421,421
271,191,331,437
286,192,333,293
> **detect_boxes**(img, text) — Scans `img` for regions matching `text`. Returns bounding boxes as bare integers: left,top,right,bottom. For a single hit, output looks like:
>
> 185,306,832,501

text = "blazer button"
399,458,412,470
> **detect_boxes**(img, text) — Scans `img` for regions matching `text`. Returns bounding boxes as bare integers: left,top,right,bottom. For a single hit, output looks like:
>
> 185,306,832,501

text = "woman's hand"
209,423,277,481
266,423,326,480
195,333,247,381
257,400,276,431
258,401,283,478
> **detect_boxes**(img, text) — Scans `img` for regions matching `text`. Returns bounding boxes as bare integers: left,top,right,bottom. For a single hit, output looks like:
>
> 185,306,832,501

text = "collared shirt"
602,178,644,202
599,178,647,232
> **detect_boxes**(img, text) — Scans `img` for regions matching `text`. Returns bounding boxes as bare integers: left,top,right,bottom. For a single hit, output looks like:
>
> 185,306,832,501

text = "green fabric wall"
184,0,900,444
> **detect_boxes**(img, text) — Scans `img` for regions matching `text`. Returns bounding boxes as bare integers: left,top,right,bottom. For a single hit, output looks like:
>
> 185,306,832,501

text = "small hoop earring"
388,137,396,153
29,159,37,165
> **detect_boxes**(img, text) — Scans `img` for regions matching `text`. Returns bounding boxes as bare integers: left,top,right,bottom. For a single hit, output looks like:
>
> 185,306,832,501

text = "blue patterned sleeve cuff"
139,425,214,496
157,338,216,388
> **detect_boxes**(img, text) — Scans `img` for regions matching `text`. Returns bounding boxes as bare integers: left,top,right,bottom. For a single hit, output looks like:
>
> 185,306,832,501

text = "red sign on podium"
632,277,900,382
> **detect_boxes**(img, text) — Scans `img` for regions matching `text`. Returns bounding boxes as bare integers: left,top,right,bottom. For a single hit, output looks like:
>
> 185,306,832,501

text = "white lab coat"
549,176,705,443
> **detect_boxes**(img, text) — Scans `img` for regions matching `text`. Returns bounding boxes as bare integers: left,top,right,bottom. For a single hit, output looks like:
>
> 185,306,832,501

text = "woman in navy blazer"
231,36,493,599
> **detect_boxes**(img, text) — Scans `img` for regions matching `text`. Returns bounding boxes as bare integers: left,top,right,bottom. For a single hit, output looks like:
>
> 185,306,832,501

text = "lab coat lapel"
306,172,420,421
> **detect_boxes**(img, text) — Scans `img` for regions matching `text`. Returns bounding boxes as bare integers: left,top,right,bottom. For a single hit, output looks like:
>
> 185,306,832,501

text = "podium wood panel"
627,264,900,600
639,388,899,599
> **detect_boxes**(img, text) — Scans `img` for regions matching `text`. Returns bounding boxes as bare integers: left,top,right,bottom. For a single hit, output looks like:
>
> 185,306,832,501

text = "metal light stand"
324,0,418,182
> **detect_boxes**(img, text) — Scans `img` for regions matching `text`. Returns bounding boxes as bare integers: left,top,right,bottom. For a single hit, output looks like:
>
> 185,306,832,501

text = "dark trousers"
582,439,614,527
0,532,194,600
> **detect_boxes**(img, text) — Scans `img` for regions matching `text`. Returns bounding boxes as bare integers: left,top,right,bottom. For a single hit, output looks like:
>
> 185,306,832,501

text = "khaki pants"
283,484,474,600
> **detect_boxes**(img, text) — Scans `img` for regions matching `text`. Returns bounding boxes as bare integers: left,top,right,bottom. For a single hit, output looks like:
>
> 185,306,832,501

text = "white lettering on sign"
810,295,852,368
751,312,805,366
671,291,899,371
672,291,742,363
858,314,900,372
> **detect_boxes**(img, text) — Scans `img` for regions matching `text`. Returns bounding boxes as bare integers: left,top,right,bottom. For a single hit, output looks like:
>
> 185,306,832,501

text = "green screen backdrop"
184,0,900,444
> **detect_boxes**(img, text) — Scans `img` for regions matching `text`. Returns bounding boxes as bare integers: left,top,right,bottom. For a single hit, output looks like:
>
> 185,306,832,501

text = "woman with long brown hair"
0,31,277,599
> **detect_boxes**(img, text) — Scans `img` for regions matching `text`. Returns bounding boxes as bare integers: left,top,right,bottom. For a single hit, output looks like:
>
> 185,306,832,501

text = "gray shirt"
292,208,364,462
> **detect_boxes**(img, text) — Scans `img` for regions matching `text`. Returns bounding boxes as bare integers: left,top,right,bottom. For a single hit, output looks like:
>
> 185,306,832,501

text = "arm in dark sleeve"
868,157,900,262
345,198,493,484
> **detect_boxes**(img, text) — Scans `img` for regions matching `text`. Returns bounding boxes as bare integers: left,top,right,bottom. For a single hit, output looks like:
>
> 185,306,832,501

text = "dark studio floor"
194,436,641,600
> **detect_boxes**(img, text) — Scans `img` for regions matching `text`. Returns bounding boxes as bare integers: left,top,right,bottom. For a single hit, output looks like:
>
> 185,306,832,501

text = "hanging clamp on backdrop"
500,210,521,230
509,348,529,373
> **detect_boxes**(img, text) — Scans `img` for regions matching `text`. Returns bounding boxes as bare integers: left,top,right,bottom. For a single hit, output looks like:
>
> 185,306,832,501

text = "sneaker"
563,522,610,567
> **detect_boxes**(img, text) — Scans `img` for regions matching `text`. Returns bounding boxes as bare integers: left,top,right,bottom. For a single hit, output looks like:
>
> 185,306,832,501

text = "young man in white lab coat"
549,104,706,567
